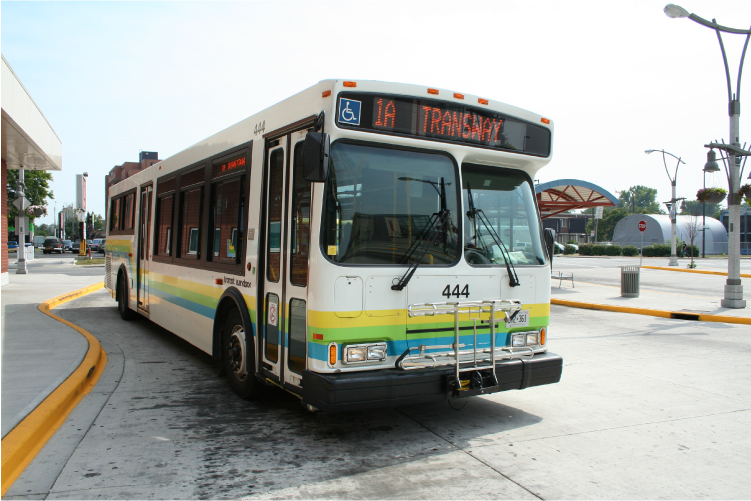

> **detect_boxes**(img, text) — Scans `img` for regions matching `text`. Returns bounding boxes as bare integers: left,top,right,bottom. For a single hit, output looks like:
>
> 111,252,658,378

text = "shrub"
683,244,700,258
564,244,577,255
623,245,638,256
578,244,593,256
566,239,578,245
553,244,561,254
653,244,671,257
605,245,622,256
642,245,655,257
592,244,607,256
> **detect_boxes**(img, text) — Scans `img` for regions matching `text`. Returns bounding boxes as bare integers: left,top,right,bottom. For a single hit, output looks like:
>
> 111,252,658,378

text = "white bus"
105,79,562,412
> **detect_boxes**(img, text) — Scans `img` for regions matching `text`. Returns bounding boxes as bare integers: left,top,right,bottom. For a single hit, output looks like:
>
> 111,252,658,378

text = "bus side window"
290,141,311,286
110,197,121,232
154,176,176,258
176,167,205,261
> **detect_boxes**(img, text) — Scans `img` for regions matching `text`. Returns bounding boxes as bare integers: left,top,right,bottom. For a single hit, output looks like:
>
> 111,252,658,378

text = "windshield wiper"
392,178,450,291
466,184,520,287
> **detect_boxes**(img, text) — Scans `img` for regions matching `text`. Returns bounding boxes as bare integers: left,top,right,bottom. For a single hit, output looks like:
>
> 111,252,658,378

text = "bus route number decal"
442,284,469,298
254,120,265,135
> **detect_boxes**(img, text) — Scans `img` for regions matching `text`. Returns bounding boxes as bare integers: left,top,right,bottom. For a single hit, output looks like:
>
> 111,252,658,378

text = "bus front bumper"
301,352,562,413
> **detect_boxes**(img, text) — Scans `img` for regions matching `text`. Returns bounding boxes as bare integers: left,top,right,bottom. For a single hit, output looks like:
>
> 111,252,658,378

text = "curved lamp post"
664,4,749,308
702,151,721,258
645,149,685,266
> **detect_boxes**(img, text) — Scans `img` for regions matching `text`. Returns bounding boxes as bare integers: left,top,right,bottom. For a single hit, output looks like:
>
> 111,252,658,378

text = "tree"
617,185,663,214
680,200,722,220
682,215,700,268
6,169,55,226
585,207,630,242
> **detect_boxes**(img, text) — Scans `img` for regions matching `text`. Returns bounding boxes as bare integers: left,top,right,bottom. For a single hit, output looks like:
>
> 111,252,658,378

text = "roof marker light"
454,93,464,100
428,88,439,95
478,98,489,105
322,90,331,98
541,118,551,124
343,81,357,87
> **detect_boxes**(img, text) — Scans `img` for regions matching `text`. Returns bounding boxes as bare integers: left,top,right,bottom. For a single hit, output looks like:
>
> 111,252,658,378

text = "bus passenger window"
179,188,203,258
110,198,121,231
209,177,243,262
155,195,173,256
124,193,135,231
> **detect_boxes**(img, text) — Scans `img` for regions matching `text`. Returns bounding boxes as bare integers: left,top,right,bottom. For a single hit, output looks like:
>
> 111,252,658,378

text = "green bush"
605,245,622,256
578,244,593,256
592,244,607,256
566,239,578,245
553,244,561,254
642,245,655,257
683,244,700,258
564,244,577,255
623,245,638,256
654,244,671,257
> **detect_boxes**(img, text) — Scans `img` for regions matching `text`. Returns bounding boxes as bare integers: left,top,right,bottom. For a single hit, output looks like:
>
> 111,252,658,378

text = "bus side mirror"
303,132,330,182
543,228,555,268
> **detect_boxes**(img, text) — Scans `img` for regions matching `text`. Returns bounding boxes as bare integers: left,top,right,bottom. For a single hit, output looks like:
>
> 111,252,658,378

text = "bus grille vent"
105,256,112,289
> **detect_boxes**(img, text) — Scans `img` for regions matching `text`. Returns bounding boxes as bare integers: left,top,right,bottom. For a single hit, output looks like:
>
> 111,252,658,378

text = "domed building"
612,214,728,254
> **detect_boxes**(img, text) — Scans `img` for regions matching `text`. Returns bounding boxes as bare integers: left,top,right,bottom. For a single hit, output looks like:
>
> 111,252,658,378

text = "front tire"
222,308,263,399
117,275,136,320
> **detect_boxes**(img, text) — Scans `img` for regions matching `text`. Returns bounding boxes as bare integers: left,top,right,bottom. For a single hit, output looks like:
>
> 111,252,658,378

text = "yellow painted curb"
1,282,107,496
551,298,751,325
642,265,751,279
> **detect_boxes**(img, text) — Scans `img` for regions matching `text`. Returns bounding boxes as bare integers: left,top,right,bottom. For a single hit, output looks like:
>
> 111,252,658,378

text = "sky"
2,0,751,226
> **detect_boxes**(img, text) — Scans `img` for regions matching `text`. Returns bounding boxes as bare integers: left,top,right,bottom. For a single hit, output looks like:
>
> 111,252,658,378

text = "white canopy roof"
612,214,728,254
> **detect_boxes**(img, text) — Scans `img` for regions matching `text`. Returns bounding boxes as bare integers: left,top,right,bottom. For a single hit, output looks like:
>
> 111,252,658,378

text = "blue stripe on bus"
149,286,216,319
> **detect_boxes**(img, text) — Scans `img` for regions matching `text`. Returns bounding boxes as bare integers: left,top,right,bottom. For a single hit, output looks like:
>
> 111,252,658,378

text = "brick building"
2,55,63,285
105,151,160,215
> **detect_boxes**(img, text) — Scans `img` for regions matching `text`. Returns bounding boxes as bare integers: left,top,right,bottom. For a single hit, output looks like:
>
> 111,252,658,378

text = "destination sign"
336,93,551,156
213,151,247,179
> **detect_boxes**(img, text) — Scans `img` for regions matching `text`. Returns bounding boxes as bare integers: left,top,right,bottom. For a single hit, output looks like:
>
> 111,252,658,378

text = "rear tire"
222,308,263,399
117,275,136,320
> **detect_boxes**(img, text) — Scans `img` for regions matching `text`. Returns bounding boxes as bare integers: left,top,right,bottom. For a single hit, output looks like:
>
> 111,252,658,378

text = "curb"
1,282,107,496
551,298,751,325
641,266,751,278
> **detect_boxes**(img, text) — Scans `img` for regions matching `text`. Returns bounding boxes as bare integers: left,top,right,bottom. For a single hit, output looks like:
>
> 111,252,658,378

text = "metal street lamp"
702,151,721,258
646,149,685,266
664,4,750,308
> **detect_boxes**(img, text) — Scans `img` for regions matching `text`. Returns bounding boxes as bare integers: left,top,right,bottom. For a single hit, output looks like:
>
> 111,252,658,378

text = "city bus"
105,79,562,412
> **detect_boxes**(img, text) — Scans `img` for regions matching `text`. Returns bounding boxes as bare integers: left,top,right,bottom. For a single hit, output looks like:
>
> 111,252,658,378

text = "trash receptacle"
621,265,640,297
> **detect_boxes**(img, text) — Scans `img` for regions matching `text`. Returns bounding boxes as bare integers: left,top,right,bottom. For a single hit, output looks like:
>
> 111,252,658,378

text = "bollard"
620,266,640,298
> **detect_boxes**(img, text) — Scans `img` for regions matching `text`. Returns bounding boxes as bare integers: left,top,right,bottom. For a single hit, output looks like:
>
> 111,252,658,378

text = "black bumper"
302,352,562,413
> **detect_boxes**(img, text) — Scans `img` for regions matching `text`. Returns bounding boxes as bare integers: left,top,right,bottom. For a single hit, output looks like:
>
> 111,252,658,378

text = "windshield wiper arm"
391,209,451,291
466,185,520,287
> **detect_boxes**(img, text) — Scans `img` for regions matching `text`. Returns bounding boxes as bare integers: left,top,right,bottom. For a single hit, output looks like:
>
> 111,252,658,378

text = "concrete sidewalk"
551,275,751,324
1,263,104,439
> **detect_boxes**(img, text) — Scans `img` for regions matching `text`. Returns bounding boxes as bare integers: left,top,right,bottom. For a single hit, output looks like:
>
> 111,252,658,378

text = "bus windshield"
323,142,460,265
462,164,546,266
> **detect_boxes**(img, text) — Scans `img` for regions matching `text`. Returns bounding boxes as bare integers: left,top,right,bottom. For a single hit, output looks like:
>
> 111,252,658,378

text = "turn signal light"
343,81,357,87
540,328,546,345
328,342,337,366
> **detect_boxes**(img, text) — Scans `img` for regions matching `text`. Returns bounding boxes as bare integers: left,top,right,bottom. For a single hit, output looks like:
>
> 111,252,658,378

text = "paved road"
7,283,750,499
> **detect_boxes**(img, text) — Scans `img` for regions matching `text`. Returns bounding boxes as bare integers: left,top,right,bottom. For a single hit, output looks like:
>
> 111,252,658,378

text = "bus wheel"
117,275,136,321
223,308,262,399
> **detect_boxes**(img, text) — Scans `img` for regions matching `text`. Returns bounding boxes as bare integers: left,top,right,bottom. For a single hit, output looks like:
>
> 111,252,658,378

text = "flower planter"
703,192,726,204
31,208,46,217
740,185,751,201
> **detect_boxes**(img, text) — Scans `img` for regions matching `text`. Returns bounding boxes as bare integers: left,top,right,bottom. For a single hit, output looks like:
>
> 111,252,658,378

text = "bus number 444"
442,284,469,298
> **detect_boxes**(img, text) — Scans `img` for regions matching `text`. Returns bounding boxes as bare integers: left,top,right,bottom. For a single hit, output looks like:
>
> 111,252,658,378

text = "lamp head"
664,4,690,19
703,150,720,173
645,149,656,155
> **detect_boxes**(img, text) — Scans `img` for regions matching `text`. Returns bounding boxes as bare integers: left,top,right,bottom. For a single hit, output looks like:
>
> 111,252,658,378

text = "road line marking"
642,266,751,278
1,282,106,496
551,298,751,325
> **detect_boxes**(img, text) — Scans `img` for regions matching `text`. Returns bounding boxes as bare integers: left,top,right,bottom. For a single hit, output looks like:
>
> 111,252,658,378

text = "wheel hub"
227,326,248,381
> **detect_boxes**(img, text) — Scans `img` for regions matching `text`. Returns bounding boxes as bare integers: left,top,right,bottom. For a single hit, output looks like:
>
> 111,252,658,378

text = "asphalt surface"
4,256,750,499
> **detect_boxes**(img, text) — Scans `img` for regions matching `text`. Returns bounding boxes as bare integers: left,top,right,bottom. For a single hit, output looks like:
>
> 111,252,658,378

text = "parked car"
8,241,18,251
89,238,106,253
62,240,73,253
33,236,46,248
43,237,64,254
72,240,81,253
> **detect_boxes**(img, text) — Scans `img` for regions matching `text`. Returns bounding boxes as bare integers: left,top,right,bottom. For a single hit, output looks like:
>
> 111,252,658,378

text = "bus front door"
137,184,153,313
260,128,312,390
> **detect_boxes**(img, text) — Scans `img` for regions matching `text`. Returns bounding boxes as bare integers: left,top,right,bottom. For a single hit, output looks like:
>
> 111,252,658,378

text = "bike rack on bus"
399,299,533,397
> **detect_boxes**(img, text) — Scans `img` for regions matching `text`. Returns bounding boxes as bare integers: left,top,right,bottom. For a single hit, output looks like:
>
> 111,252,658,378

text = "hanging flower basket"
696,187,727,204
740,183,751,201
25,205,48,217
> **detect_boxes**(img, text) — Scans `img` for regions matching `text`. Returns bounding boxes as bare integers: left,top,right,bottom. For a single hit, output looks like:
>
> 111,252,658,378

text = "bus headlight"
512,334,526,347
526,332,539,346
345,343,387,363
511,330,543,348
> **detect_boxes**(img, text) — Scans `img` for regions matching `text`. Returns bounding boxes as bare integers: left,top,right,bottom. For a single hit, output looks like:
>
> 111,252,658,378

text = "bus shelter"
535,179,618,219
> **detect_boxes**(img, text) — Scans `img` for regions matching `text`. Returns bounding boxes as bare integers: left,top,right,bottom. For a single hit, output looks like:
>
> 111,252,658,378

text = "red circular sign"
638,220,647,232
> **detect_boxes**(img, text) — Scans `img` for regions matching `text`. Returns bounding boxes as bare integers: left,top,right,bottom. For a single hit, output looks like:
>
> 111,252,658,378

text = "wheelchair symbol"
339,99,361,125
